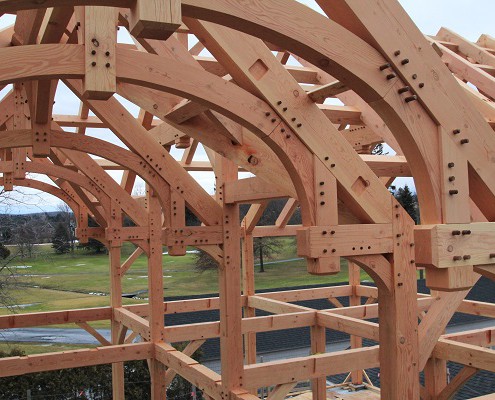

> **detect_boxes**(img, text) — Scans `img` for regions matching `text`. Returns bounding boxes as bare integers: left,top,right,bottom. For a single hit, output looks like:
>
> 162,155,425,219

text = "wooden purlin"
0,2,495,400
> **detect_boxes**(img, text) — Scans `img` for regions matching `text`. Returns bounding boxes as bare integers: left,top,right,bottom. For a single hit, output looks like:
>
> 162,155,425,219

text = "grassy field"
0,341,96,355
1,240,366,320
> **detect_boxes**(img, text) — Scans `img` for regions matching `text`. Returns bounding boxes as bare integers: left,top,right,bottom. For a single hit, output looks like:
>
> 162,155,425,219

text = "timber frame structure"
0,1,494,399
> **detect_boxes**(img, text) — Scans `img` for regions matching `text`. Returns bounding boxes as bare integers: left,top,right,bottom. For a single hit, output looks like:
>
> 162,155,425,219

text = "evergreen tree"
78,238,107,254
52,222,70,254
393,184,419,224
0,243,10,259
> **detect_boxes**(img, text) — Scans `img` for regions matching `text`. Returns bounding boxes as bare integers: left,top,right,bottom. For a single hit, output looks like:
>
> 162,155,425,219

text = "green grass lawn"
0,342,96,355
1,239,367,322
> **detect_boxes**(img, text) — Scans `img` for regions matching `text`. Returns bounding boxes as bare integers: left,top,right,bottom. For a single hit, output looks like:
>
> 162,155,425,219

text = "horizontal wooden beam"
260,285,352,302
308,80,348,102
165,311,317,343
0,307,112,329
247,296,313,314
317,104,362,125
415,222,495,268
243,346,380,388
224,177,289,203
155,342,223,399
457,299,495,318
87,154,409,177
433,339,495,372
114,307,150,341
162,226,224,246
297,224,394,258
0,343,152,377
442,327,495,347
316,311,379,341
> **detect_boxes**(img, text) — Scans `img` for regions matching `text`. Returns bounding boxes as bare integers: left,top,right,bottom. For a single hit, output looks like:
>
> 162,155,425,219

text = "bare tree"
132,183,146,196
0,250,22,310
0,186,53,308
57,202,76,252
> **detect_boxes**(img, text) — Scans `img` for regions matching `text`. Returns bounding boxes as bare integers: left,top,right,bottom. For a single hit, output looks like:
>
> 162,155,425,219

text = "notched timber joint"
415,223,495,268
297,224,394,260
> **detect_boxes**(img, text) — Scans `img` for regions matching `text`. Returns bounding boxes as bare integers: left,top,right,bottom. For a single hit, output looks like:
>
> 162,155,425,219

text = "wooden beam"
308,80,348,102
164,340,206,386
76,322,112,346
275,198,298,228
433,339,495,372
437,366,478,400
224,177,288,203
248,296,313,315
267,383,298,400
83,6,117,100
0,343,153,377
65,78,223,226
155,342,223,400
437,28,495,68
297,224,394,259
316,311,379,341
184,17,393,224
243,346,380,389
317,104,362,125
415,222,495,268
129,0,181,40
114,307,150,341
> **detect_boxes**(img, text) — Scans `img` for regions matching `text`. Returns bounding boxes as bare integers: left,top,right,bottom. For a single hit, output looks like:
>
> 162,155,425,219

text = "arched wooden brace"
0,42,434,228
178,0,442,223
0,176,103,248
0,3,492,396
0,158,154,256
0,41,420,397
2,0,493,225
1,146,224,264
0,159,112,223
116,43,417,393
0,129,171,225
0,44,315,226
178,0,492,224
1,177,81,217
347,255,393,293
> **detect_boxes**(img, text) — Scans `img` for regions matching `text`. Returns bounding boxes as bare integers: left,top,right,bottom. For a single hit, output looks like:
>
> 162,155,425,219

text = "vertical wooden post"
348,262,363,385
220,201,244,392
168,189,186,256
241,227,256,365
308,157,340,275
423,127,473,398
424,358,447,400
109,242,125,399
310,157,338,399
378,201,419,399
310,325,327,398
217,155,244,393
83,6,117,100
12,85,27,179
147,188,167,400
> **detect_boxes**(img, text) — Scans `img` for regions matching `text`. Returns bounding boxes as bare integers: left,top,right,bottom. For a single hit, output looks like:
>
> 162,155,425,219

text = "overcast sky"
1,1,494,213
